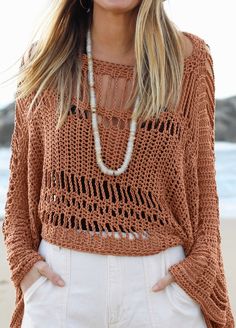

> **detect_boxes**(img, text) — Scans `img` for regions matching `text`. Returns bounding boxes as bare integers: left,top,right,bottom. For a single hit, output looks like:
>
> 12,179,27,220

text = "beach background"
0,0,236,326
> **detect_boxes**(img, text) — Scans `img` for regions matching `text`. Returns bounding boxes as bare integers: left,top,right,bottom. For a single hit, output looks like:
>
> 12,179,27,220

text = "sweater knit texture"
2,31,235,327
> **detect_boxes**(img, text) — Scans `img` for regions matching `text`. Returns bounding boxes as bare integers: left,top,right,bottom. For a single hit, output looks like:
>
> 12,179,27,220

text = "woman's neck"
90,3,139,65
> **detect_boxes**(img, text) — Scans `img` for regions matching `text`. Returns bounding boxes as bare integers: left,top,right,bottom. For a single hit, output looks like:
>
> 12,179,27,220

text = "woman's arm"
168,44,234,327
2,51,45,290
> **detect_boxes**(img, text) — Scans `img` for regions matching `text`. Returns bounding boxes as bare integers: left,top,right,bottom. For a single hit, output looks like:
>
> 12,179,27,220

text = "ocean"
1,142,236,219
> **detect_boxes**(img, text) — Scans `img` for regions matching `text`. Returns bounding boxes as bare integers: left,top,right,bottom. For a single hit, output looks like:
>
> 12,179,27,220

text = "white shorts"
21,231,207,328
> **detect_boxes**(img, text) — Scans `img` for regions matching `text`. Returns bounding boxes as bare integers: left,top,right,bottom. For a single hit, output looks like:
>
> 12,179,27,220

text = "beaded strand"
86,28,140,176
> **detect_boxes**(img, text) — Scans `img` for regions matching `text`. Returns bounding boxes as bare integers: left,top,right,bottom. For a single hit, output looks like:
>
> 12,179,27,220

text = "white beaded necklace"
86,29,140,176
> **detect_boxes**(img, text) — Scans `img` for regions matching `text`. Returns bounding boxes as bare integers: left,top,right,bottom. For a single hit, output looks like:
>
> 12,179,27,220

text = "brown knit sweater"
2,31,235,327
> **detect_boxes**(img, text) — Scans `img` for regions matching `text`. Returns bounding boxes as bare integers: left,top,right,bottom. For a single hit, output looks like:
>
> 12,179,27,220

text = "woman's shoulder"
180,30,212,61
179,30,214,81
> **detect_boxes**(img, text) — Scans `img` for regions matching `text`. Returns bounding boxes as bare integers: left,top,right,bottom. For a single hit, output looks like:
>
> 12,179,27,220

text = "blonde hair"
8,0,186,129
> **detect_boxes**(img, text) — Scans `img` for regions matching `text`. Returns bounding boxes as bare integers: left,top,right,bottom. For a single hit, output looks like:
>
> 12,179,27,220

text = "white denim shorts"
21,231,207,328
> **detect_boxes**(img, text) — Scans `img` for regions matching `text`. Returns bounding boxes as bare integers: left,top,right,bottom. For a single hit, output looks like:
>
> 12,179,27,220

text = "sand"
0,219,235,327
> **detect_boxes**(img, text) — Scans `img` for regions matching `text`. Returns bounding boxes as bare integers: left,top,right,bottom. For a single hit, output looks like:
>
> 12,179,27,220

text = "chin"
94,0,141,13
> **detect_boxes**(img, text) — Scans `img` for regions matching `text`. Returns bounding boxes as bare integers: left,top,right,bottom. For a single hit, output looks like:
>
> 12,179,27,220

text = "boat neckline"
79,31,198,70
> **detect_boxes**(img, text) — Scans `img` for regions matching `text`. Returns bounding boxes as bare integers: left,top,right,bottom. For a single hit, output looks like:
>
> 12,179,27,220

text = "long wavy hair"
8,0,186,129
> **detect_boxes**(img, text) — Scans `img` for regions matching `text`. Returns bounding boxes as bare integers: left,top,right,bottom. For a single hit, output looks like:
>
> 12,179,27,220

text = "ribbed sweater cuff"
9,250,46,289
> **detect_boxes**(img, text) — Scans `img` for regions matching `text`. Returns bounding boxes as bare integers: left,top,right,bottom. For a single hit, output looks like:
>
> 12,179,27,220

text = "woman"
2,0,234,327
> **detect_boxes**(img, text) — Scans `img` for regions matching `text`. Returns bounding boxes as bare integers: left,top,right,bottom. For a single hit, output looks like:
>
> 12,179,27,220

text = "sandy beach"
0,219,235,327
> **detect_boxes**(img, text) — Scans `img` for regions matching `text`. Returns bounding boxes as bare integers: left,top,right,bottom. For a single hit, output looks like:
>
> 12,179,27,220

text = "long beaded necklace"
86,28,140,176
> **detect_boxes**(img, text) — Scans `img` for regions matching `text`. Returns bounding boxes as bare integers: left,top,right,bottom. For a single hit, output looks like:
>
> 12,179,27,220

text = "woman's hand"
20,260,65,294
151,272,175,292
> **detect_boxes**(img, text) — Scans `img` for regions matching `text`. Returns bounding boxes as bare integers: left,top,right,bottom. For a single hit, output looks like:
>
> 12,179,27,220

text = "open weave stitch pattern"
2,31,235,327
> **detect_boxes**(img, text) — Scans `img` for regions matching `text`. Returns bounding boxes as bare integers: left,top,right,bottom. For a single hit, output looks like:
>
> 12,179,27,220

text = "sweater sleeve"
168,44,235,327
2,53,45,290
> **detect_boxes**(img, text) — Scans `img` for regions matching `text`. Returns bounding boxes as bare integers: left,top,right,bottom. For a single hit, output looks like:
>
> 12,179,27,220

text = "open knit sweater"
2,31,234,327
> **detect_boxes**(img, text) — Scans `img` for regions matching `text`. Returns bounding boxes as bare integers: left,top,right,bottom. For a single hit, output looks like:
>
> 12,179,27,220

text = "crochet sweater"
2,31,234,328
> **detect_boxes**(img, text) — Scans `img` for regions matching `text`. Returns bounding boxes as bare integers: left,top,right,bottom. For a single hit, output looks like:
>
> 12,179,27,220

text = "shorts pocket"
165,281,203,322
23,239,52,303
22,240,70,326
163,246,201,312
171,281,196,303
23,275,48,303
143,246,206,328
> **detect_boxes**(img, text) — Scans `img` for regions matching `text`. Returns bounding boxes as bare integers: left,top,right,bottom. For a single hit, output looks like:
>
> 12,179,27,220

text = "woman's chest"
40,102,189,178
